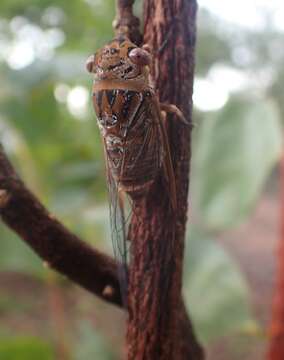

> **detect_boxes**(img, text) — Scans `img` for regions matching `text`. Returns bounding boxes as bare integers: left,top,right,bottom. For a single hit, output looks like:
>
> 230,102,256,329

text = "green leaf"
184,228,256,343
192,97,282,230
0,337,54,360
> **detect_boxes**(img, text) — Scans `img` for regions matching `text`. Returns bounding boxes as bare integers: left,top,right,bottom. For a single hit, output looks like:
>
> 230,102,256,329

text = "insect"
86,36,185,305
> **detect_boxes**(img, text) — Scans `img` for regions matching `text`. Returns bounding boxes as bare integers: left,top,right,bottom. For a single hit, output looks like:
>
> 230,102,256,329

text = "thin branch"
0,144,122,307
113,0,142,45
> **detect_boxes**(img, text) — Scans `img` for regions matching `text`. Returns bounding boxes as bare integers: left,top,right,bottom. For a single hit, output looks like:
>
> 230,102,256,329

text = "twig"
113,0,142,45
0,144,122,307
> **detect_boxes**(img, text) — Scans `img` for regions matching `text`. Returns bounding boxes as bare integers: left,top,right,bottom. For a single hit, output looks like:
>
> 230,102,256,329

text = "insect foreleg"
158,110,178,212
157,16,182,55
160,103,189,125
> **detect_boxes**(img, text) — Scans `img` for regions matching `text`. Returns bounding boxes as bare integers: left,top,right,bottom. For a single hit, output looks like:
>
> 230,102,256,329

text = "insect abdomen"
93,88,162,198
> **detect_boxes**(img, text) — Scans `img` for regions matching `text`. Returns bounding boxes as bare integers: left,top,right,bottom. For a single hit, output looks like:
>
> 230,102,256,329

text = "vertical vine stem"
122,0,204,359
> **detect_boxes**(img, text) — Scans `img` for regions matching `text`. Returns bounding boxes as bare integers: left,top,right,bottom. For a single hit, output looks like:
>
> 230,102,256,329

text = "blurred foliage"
0,337,54,360
184,228,256,343
0,225,44,277
74,321,116,360
192,97,282,229
0,0,283,358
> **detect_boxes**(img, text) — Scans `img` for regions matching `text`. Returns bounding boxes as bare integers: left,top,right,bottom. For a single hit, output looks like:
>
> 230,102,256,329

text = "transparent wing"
105,139,138,307
104,156,130,307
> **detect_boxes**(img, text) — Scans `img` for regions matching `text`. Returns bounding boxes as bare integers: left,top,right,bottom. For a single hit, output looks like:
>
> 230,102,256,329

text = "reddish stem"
268,155,284,359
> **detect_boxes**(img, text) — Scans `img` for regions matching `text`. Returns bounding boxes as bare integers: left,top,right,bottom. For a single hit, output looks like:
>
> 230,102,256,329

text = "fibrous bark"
126,1,203,359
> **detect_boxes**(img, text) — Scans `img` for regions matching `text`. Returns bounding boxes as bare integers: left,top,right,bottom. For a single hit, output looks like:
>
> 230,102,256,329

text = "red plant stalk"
268,154,284,360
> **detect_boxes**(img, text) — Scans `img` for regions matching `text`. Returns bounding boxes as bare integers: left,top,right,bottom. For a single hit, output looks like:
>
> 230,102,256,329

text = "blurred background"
0,0,283,359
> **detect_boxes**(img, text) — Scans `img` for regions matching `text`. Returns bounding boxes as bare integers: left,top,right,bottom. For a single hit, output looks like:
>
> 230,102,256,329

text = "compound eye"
110,48,119,55
86,54,96,73
128,47,151,66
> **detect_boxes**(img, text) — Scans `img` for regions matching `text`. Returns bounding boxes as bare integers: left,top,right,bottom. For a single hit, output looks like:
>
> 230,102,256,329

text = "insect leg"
158,110,178,212
159,103,190,125
157,17,181,55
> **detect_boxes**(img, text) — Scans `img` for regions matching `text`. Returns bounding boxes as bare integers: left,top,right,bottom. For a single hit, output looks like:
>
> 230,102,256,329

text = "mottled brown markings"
122,90,136,119
100,90,140,174
102,91,112,114
124,66,134,74
127,97,147,135
94,85,161,193
95,91,103,117
107,61,123,71
106,89,118,108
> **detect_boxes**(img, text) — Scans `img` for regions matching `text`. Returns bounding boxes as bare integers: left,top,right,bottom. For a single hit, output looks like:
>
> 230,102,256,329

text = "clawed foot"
160,103,189,125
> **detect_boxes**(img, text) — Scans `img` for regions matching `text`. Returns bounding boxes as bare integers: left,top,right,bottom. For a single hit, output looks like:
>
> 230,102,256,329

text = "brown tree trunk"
126,1,203,359
268,154,284,360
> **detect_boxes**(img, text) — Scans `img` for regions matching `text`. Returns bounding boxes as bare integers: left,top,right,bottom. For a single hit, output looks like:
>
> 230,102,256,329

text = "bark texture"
126,1,204,359
268,155,284,360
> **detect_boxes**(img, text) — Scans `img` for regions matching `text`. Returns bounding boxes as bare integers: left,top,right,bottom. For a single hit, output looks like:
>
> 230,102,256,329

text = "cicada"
86,36,184,304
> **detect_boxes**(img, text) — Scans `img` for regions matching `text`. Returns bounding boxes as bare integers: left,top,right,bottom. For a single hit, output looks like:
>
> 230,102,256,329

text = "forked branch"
0,0,203,358
0,144,122,307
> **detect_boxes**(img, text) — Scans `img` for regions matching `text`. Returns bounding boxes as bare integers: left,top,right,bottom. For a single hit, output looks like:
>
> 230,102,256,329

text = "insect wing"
103,144,131,306
150,96,177,212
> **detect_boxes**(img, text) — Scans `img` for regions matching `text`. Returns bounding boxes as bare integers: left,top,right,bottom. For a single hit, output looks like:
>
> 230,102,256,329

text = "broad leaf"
192,97,282,229
184,229,256,343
